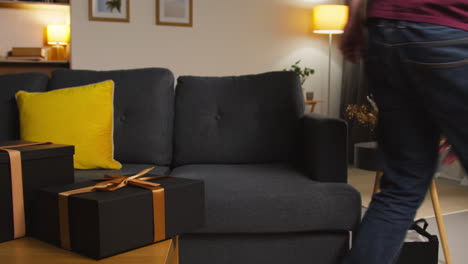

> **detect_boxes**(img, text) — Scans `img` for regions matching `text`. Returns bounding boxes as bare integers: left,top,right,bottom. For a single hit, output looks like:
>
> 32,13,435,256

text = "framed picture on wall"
156,0,193,27
89,0,130,22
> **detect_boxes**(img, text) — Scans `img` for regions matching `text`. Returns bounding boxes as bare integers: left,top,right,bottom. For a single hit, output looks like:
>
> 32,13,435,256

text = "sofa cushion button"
215,115,221,120
121,115,127,121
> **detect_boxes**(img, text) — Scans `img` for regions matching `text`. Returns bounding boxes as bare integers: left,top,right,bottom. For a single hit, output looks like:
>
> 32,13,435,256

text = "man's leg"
344,77,441,264
343,20,442,264
402,27,468,176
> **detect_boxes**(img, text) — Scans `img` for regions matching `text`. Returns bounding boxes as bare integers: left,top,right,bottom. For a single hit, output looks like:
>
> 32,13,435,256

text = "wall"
0,5,70,58
72,0,344,116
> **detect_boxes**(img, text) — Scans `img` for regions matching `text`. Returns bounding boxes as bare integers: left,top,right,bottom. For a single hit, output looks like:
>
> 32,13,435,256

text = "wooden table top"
305,100,324,104
0,237,178,264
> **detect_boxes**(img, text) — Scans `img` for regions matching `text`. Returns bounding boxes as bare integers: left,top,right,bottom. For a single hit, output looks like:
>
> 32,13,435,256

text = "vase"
305,91,314,100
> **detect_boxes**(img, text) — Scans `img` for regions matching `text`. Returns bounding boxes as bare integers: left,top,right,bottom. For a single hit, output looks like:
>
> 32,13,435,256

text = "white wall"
70,0,345,116
0,6,70,58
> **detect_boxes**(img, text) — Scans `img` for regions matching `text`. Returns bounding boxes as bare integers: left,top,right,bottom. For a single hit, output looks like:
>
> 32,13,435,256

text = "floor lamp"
312,5,348,115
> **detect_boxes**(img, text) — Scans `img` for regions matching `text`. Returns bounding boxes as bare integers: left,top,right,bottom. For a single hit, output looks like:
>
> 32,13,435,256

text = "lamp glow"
312,5,349,34
46,24,70,45
46,24,70,61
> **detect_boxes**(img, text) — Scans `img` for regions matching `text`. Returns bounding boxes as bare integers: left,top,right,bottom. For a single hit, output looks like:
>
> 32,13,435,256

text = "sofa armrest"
302,113,348,183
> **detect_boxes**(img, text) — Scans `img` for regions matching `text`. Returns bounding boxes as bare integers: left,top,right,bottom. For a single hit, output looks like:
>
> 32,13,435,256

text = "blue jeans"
343,19,468,264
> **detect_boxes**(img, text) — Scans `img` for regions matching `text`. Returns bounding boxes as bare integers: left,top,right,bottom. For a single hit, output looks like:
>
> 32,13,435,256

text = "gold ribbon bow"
58,167,169,250
0,142,50,239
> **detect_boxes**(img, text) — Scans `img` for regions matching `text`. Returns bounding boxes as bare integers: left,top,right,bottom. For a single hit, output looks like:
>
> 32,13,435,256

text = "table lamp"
46,24,70,61
312,5,348,115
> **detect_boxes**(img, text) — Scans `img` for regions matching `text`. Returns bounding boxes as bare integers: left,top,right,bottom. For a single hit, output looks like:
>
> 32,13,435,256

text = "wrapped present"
34,168,205,259
0,141,74,243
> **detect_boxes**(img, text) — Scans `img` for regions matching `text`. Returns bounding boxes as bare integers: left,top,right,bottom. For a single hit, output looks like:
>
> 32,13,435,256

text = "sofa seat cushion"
171,164,361,234
74,164,171,183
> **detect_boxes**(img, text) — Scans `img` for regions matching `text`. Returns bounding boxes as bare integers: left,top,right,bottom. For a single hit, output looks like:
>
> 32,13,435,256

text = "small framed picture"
156,0,193,27
89,0,130,23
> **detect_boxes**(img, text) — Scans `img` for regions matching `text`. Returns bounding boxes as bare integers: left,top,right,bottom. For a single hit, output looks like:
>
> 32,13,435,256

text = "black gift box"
0,141,74,243
34,176,205,259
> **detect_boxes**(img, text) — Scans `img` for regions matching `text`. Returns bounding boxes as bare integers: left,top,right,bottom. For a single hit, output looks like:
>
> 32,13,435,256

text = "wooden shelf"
0,59,69,64
0,1,69,11
0,59,69,76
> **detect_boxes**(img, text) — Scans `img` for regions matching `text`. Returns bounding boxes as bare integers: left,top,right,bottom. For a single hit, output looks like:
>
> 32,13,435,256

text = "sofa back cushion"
0,73,49,141
48,68,175,165
173,71,304,166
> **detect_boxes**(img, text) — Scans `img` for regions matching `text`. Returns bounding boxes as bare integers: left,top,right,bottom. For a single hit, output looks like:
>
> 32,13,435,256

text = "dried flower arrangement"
346,96,459,164
345,96,378,138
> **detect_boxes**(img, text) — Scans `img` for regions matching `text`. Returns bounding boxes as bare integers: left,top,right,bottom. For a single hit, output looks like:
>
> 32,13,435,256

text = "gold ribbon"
0,142,50,239
58,167,169,250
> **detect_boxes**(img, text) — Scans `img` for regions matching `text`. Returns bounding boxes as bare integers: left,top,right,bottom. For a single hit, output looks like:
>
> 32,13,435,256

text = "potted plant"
284,60,315,100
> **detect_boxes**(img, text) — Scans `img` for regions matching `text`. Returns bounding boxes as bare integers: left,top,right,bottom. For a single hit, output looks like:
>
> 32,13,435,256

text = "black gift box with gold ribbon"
0,140,74,243
33,173,205,260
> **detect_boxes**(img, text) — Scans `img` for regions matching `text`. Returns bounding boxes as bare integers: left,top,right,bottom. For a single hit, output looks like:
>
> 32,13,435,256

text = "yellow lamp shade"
46,24,70,45
313,5,349,34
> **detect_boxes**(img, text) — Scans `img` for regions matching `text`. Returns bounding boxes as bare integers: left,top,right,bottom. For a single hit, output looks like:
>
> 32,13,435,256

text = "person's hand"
339,0,367,63
340,18,366,63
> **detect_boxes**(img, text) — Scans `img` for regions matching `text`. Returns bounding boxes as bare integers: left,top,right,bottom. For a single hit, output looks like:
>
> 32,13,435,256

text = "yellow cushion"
16,80,122,170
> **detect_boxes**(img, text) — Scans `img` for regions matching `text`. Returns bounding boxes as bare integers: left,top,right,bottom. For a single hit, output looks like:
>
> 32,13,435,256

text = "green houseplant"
284,60,315,100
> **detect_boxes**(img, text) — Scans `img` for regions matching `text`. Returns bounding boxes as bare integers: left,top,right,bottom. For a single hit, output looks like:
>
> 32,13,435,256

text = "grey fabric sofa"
0,69,361,264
